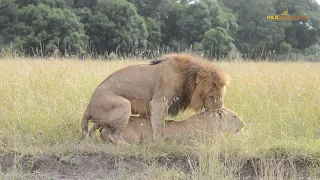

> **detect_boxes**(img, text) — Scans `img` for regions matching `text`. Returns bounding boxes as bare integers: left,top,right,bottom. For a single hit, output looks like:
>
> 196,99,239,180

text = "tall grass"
221,62,320,155
0,58,145,147
0,58,320,178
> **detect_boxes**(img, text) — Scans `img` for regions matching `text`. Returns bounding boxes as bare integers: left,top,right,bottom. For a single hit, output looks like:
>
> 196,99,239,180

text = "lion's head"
215,108,245,134
159,53,229,113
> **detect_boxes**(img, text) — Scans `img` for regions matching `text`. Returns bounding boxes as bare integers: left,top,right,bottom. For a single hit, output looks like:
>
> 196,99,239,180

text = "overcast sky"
317,0,320,4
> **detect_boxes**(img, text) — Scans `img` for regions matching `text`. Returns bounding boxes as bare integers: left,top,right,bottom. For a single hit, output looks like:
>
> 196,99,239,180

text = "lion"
81,53,229,144
97,108,245,144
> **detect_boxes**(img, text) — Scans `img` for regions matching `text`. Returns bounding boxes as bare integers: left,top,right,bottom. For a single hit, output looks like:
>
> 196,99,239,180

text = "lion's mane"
150,53,229,115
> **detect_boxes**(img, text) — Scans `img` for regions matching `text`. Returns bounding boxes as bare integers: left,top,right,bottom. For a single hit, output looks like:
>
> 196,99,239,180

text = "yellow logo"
266,6,309,21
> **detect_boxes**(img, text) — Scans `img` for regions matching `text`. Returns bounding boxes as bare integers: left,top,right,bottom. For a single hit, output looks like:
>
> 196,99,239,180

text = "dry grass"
0,58,320,179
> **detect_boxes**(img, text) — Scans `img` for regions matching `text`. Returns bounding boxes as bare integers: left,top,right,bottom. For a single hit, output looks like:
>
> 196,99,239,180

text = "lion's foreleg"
150,100,167,139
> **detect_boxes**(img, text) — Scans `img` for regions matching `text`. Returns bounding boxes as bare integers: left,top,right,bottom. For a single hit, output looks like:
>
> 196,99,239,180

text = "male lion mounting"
81,53,229,145
98,108,245,144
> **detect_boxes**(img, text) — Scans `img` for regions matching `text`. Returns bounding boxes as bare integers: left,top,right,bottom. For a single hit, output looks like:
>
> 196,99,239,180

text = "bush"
201,27,234,58
279,41,292,54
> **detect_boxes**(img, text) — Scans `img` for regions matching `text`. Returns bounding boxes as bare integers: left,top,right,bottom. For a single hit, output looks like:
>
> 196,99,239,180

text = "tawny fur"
81,53,229,144
98,108,245,144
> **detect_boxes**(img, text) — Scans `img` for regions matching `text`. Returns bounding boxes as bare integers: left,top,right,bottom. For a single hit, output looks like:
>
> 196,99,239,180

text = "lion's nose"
217,104,224,111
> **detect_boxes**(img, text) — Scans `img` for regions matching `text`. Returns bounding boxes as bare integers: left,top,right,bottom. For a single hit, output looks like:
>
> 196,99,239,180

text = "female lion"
95,108,244,144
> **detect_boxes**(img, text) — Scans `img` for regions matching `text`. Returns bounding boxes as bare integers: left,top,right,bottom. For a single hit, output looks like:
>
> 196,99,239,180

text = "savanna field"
0,58,320,179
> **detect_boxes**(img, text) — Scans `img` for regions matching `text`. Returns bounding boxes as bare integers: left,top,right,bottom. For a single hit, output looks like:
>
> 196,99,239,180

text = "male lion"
97,108,245,144
81,53,229,144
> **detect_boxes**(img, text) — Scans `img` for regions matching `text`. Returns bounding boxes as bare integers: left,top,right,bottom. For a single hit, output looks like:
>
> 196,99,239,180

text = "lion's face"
217,108,245,134
204,85,226,111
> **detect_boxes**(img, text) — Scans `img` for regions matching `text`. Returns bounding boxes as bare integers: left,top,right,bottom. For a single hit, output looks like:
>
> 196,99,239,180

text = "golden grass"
0,58,144,147
221,62,320,156
0,58,320,178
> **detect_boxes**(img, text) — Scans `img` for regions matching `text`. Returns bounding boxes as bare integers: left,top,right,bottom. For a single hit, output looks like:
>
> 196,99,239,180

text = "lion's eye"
209,96,214,100
233,116,237,118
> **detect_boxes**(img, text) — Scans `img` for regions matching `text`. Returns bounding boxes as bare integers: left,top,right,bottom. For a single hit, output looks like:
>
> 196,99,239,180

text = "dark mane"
150,58,166,65
165,120,175,123
168,66,197,116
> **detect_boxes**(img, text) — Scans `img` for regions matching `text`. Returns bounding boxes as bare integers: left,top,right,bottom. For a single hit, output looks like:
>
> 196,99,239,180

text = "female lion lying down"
94,108,245,144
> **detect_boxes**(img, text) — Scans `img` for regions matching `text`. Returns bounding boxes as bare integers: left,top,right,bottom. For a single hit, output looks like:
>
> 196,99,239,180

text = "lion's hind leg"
99,95,131,145
100,126,112,142
81,107,92,139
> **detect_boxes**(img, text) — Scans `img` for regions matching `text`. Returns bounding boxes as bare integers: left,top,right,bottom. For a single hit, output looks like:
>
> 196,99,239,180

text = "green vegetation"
0,58,319,178
0,0,319,60
201,27,234,57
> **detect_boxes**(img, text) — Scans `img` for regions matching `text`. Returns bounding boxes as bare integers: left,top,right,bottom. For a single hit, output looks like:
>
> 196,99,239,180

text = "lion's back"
98,64,162,92
89,63,164,115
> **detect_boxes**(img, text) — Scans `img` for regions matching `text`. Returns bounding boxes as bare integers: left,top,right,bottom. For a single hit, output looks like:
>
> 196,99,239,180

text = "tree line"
0,0,319,60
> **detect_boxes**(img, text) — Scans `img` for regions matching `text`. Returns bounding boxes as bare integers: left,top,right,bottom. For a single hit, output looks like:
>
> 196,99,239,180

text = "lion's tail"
81,106,92,139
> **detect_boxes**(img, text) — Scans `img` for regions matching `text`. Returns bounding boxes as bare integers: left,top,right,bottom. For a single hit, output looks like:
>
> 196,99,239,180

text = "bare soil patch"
0,153,310,179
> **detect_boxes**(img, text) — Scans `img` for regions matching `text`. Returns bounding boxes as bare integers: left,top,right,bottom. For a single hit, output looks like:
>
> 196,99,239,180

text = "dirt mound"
1,153,148,179
1,153,197,179
0,153,310,180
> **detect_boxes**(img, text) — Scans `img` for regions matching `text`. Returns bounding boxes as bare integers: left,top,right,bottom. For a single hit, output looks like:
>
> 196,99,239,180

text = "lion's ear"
209,111,219,119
